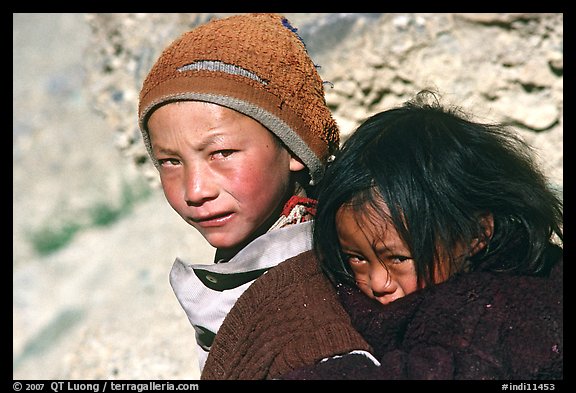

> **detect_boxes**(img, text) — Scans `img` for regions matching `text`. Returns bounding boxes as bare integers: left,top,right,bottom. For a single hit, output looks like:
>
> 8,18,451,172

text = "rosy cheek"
351,268,373,297
355,279,374,298
160,179,179,205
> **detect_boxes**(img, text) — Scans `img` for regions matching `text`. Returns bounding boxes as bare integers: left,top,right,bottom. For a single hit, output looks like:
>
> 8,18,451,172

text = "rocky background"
13,13,563,380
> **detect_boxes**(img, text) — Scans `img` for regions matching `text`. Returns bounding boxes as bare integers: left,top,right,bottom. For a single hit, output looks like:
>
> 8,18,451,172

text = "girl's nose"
369,263,397,298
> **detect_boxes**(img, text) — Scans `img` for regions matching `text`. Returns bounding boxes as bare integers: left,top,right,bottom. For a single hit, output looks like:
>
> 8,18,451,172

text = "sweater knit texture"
201,249,371,380
282,245,563,380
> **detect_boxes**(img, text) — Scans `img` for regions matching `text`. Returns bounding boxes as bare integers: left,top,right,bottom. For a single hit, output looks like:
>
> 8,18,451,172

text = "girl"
283,90,563,380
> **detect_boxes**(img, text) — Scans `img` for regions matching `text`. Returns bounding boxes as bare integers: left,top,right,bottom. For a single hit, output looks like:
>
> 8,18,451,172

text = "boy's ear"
470,213,494,255
289,155,305,172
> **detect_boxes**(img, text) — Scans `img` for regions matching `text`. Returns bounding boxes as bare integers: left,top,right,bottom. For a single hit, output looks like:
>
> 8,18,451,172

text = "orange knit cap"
138,13,340,185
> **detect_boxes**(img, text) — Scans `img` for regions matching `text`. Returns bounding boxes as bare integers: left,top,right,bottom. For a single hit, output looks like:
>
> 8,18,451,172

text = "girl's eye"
346,254,367,265
389,255,412,265
345,253,370,275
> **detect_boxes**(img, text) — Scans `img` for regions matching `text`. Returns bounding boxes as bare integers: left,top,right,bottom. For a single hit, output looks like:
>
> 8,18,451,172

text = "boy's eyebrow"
192,131,229,152
198,132,227,148
152,131,229,154
152,145,178,156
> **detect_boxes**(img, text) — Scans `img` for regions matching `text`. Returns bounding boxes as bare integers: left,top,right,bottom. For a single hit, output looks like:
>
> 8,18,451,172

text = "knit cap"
138,13,340,185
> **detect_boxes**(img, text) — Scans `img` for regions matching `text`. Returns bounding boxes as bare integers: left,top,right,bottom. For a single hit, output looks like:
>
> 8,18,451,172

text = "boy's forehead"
148,100,283,145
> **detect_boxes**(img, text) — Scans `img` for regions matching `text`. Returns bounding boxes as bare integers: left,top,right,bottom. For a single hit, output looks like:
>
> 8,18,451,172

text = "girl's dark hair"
314,90,563,286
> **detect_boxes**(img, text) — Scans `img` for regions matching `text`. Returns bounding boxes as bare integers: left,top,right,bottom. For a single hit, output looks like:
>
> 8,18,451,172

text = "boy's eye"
158,158,180,166
212,149,236,159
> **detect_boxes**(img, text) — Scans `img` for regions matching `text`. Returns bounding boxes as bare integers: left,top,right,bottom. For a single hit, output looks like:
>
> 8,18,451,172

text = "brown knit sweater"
283,245,563,380
201,249,371,380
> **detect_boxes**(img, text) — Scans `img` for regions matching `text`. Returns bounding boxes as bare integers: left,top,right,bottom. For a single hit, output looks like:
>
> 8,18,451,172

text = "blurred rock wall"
85,12,563,190
13,12,563,381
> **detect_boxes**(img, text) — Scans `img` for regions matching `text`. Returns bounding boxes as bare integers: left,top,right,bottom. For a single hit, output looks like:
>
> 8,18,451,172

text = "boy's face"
148,101,304,253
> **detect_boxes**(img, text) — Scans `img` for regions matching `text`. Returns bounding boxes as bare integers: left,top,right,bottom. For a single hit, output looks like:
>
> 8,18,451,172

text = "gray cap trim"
177,61,269,86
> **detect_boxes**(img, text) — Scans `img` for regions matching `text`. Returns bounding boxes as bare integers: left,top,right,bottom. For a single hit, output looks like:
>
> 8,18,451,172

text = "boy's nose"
184,163,217,205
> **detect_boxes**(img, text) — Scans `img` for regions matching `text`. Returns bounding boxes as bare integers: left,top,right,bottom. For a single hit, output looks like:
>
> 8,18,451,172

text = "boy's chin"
205,235,251,257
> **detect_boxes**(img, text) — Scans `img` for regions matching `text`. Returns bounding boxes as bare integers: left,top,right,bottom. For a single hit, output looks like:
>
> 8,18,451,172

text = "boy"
137,13,341,372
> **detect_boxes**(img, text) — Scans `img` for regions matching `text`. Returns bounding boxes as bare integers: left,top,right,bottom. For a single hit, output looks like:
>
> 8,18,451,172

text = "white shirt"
169,220,314,371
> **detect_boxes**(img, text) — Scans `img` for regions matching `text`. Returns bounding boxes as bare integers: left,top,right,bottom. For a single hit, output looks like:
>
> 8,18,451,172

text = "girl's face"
148,101,304,253
337,201,492,305
336,204,420,305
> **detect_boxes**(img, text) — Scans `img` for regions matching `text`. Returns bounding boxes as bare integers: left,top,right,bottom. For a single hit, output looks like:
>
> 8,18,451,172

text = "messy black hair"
314,90,563,287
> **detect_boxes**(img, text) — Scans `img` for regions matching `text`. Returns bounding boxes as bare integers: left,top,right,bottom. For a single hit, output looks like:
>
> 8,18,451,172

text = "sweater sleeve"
283,255,563,380
281,351,391,380
281,347,456,380
281,316,458,381
201,250,372,380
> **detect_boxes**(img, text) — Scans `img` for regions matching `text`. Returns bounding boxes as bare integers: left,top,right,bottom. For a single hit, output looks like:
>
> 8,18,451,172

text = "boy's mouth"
191,212,234,227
